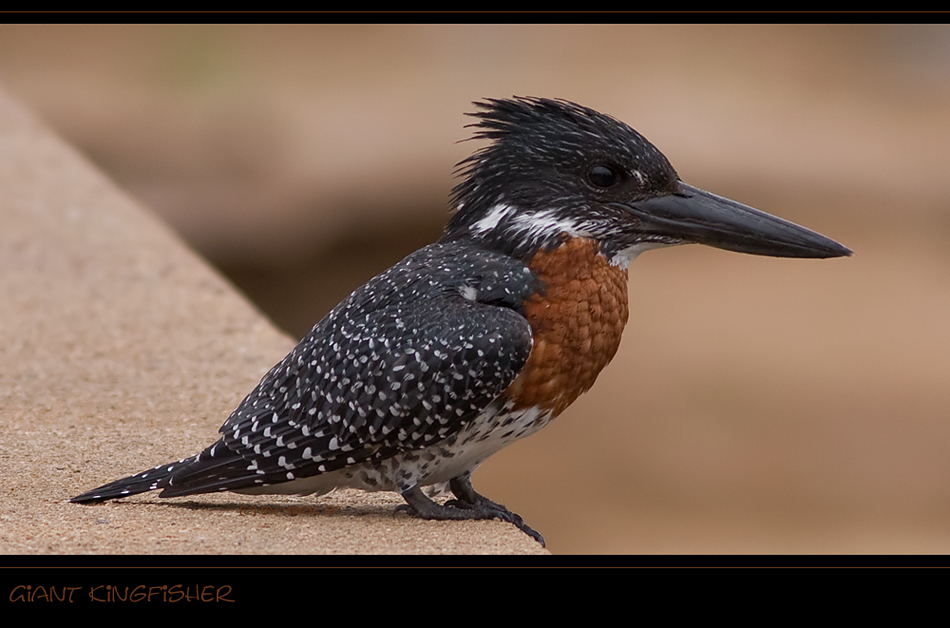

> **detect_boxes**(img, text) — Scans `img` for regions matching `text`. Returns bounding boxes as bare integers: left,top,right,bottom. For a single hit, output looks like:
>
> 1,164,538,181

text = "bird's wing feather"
215,242,537,479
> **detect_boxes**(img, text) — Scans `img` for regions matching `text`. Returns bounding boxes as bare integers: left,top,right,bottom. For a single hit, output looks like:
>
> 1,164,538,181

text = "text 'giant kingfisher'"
72,97,851,546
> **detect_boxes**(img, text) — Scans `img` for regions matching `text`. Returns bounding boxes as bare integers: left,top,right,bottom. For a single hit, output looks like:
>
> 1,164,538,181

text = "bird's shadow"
89,497,398,519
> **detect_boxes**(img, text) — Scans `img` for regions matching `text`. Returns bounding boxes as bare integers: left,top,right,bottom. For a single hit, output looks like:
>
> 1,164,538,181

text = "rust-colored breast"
505,237,629,415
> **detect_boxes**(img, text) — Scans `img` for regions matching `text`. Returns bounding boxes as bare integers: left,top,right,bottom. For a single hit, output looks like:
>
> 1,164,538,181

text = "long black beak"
624,181,852,258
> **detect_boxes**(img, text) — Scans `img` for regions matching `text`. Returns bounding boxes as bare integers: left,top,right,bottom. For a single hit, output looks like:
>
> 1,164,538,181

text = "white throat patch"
609,241,680,269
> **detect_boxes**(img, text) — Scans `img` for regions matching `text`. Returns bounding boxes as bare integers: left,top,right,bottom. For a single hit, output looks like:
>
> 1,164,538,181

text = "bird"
71,96,851,547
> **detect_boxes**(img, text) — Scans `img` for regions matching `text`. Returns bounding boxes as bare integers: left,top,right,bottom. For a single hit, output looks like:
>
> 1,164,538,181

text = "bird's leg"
444,473,494,508
397,481,545,547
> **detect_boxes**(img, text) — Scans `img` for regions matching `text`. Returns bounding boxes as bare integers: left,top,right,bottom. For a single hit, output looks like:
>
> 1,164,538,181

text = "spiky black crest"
450,97,676,215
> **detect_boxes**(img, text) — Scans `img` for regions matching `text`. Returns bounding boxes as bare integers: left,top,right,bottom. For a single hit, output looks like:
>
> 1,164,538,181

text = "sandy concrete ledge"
0,86,546,555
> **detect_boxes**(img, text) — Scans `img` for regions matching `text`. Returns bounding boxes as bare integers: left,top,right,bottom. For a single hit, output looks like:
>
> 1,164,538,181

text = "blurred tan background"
0,24,947,554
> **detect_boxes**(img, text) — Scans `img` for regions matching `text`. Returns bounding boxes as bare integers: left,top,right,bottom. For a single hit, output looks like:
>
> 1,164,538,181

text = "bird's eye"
587,164,621,189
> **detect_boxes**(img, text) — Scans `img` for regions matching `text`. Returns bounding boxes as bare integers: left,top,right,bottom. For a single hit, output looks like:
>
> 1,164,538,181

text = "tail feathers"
70,439,255,504
156,458,283,498
70,458,189,504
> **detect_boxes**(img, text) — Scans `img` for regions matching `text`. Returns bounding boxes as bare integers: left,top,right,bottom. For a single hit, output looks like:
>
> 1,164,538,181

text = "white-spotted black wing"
207,242,536,484
73,242,538,502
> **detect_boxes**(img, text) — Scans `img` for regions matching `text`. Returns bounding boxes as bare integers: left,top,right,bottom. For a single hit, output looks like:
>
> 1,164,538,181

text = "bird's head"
445,97,851,266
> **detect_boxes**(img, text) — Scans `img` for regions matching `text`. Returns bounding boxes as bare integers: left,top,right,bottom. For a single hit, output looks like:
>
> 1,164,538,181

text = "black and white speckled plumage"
74,241,539,500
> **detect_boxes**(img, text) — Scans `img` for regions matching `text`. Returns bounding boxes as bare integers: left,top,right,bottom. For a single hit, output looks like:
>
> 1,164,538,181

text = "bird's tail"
70,439,284,504
70,457,190,504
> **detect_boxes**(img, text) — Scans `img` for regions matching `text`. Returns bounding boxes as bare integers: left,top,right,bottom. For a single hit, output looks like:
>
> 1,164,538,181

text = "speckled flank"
72,239,545,501
167,242,539,493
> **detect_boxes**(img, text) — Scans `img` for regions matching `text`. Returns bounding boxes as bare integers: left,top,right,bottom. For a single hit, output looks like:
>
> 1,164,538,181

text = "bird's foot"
444,497,545,547
449,474,545,547
397,483,545,547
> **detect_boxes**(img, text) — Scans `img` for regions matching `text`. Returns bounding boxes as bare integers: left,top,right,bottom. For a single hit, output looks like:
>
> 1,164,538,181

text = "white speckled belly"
234,404,552,497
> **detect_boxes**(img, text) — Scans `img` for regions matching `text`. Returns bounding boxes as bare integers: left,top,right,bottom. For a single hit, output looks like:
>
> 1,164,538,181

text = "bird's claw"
408,496,545,547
